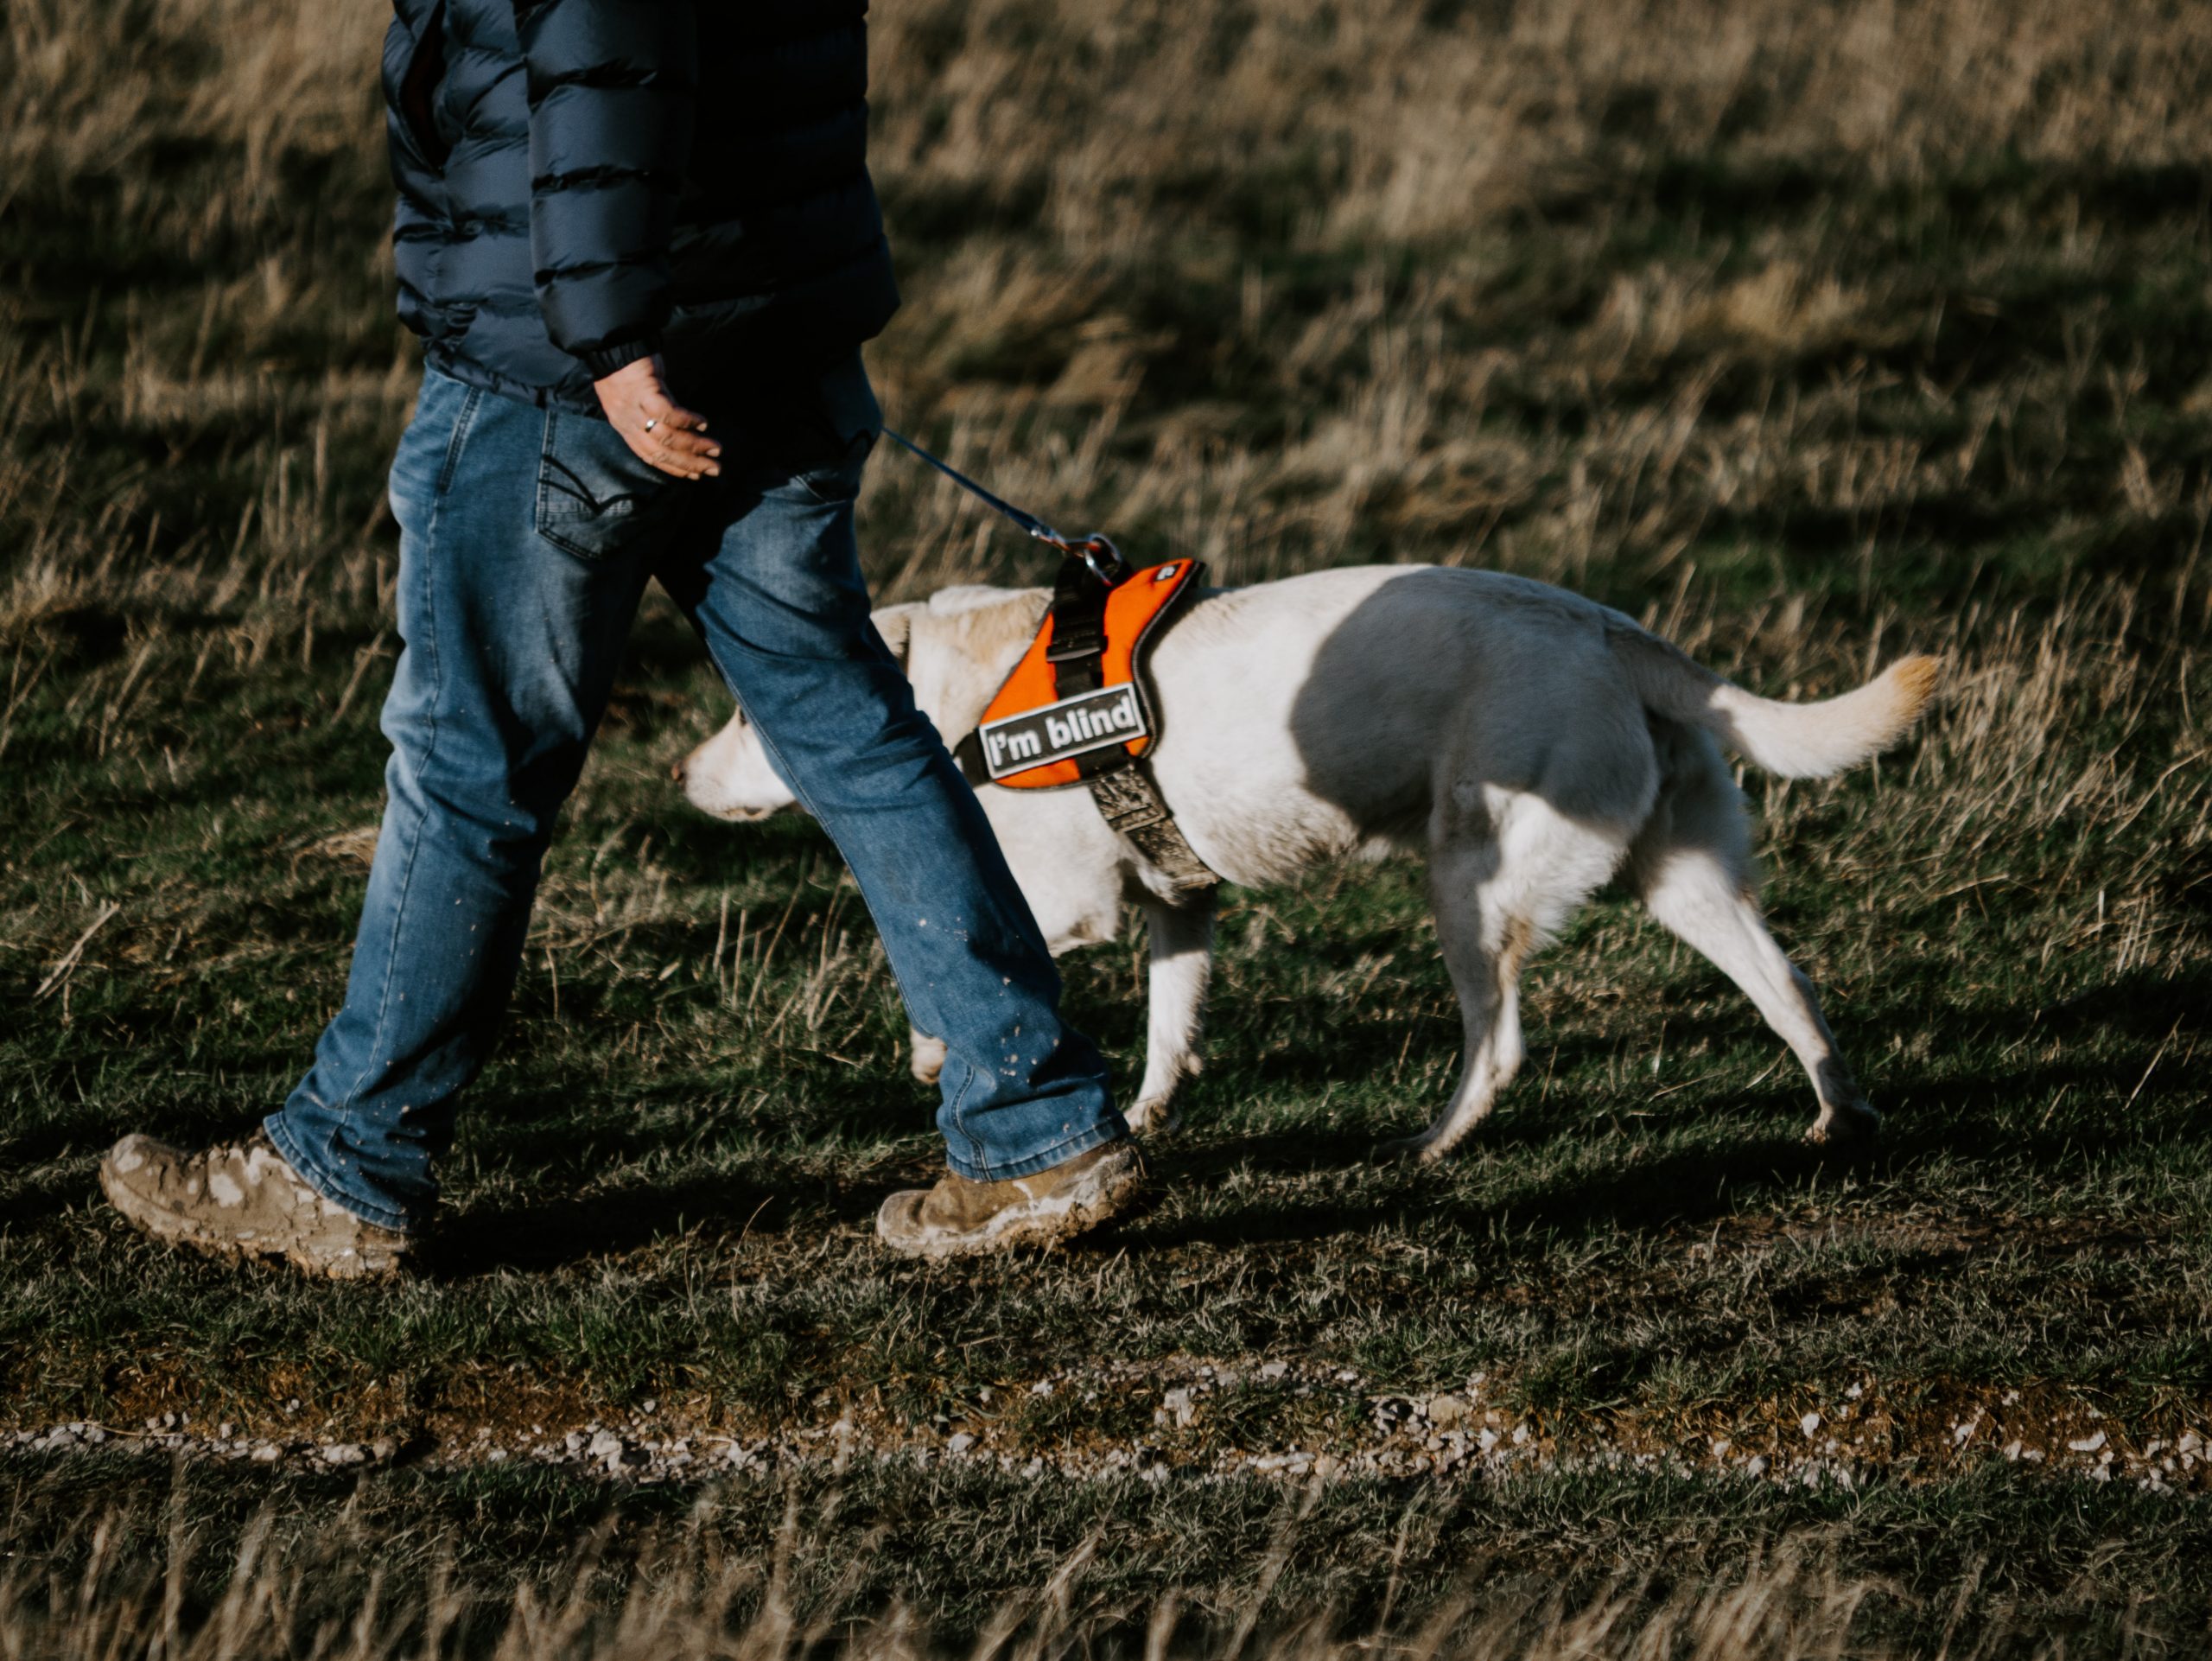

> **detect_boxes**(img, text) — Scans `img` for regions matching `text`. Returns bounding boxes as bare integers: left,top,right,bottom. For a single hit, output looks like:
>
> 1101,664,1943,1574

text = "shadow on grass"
435,1159,904,1277
1116,1050,2192,1257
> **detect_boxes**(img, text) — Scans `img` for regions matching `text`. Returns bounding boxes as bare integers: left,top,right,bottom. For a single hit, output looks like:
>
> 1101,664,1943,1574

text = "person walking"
98,0,1142,1277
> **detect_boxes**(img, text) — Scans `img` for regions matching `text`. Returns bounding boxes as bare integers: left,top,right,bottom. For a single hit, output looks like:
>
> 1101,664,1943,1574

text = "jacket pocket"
535,411,680,563
787,352,883,504
793,430,876,505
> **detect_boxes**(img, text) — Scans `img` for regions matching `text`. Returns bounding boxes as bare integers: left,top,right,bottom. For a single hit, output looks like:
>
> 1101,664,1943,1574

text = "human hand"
593,354,721,480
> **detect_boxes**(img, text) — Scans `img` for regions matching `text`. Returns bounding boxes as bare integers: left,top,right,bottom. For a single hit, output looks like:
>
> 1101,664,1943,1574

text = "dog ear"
874,602,918,667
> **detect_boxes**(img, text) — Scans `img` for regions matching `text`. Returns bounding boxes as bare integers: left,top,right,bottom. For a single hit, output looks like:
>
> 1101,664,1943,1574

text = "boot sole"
98,1160,409,1283
880,1151,1146,1261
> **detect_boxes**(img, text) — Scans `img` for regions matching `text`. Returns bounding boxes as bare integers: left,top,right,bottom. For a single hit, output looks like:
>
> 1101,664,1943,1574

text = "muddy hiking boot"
99,1131,412,1282
875,1142,1145,1260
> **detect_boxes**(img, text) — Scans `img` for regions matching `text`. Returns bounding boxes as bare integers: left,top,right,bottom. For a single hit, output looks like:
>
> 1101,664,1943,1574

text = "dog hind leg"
1127,894,1217,1135
1629,724,1878,1144
1398,792,1626,1161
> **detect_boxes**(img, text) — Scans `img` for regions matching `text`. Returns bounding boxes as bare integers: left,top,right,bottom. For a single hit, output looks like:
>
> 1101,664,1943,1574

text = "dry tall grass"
5,0,2206,992
0,1499,2026,1661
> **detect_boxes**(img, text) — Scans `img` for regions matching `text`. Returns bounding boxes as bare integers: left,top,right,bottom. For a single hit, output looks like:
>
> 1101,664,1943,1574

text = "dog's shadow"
1117,1037,2196,1255
421,1034,2176,1276
420,943,2204,1274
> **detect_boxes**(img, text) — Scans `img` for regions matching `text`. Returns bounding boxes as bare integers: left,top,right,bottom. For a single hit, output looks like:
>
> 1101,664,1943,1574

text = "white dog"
677,565,1936,1156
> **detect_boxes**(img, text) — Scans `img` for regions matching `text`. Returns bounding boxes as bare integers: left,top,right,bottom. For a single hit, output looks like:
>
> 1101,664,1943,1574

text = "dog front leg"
909,1027,948,1085
1127,894,1217,1134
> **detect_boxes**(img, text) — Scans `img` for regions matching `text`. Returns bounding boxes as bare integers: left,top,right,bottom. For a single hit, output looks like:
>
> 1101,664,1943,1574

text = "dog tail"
1606,620,1940,780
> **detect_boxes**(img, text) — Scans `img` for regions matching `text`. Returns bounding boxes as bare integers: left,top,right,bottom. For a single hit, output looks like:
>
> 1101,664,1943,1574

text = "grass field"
3,0,2209,1652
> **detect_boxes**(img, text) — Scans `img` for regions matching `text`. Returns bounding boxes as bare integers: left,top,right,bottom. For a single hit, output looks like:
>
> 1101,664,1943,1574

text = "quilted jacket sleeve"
515,0,697,379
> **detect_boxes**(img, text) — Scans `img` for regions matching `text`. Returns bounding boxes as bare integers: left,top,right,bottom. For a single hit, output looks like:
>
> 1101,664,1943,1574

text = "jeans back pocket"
535,410,679,563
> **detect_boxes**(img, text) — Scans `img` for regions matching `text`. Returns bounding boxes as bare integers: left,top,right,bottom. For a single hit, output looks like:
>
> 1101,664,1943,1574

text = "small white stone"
945,1433,975,1455
1800,1411,1821,1437
2068,1430,2107,1454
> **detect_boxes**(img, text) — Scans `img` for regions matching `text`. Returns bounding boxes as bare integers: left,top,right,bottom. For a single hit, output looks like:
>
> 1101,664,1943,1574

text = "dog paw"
1124,1099,1182,1137
1804,1099,1881,1147
909,1035,948,1086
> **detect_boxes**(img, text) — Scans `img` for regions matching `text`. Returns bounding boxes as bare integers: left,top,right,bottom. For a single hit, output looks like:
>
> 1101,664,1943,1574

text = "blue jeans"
264,362,1122,1231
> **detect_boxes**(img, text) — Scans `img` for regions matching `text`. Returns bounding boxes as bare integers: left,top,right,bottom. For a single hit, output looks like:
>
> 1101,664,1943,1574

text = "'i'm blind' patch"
976,685,1148,781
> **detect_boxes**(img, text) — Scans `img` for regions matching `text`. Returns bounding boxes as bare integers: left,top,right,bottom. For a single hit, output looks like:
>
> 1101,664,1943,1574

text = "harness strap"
1043,555,1111,695
1084,766,1220,901
950,725,1217,897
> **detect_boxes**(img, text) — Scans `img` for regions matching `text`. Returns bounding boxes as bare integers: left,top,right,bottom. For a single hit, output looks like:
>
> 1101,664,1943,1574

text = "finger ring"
643,417,659,433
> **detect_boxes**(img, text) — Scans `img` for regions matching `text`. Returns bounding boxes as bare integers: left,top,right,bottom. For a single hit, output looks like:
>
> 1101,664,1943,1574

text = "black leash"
881,428,1127,584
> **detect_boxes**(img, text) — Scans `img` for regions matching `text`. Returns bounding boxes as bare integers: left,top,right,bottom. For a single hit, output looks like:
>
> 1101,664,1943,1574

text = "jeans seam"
943,1062,982,1174
338,422,456,1105
436,386,483,495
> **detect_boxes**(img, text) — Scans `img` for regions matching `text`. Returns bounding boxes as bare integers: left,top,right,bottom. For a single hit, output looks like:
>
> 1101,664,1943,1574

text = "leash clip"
1075,534,1128,586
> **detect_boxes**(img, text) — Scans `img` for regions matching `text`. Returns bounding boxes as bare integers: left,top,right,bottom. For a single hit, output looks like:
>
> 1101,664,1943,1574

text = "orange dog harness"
971,557,1200,786
953,550,1218,898
874,429,1217,899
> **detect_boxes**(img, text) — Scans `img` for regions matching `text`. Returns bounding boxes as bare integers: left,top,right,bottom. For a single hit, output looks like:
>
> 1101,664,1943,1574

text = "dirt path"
12,1358,2207,1497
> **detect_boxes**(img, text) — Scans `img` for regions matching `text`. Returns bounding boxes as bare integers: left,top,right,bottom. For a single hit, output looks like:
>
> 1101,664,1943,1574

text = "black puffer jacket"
383,0,899,415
